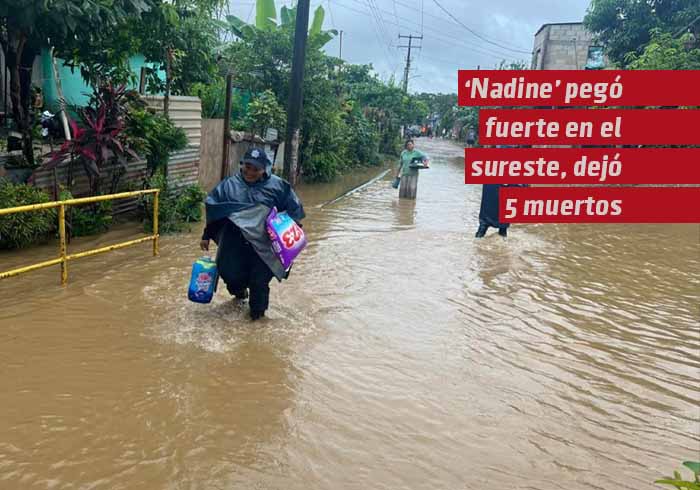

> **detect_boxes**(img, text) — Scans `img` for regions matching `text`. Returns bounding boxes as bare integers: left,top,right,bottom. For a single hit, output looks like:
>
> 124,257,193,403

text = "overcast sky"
229,0,592,94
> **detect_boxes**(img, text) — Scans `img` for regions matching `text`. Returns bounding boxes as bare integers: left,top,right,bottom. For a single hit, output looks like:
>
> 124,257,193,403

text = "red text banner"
499,187,700,223
479,109,700,145
465,148,700,184
458,70,700,107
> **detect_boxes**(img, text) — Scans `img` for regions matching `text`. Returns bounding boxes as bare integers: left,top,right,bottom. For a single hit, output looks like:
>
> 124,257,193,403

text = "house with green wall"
38,49,166,109
0,48,165,116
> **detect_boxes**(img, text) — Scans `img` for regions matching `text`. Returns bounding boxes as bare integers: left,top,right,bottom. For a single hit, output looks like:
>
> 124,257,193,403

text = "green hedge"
0,180,56,249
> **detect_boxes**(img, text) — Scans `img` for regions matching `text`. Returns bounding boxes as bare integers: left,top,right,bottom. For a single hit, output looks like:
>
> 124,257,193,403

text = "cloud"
227,0,591,94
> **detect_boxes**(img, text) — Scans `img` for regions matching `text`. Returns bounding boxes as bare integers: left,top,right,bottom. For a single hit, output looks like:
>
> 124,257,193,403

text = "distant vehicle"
406,125,422,138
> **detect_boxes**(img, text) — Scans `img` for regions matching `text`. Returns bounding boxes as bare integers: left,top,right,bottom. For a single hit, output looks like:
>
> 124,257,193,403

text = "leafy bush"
345,107,380,165
302,151,345,182
241,89,286,138
176,184,207,223
125,108,188,177
141,172,205,234
59,189,112,237
192,78,227,119
0,179,56,249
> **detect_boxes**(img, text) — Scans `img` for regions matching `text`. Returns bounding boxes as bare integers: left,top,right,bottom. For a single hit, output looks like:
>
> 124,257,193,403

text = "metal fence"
0,189,160,285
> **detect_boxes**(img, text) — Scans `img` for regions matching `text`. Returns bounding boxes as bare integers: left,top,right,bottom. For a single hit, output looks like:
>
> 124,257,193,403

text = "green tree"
0,0,152,166
241,89,286,137
626,29,700,69
226,0,337,48
222,2,429,181
584,0,700,67
134,0,225,96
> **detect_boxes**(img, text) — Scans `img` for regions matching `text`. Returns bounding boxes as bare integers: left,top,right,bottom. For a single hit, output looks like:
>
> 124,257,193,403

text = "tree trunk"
6,28,35,167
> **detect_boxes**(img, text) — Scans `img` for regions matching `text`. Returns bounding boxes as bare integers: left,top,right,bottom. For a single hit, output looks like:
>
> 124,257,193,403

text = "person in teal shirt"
393,139,429,199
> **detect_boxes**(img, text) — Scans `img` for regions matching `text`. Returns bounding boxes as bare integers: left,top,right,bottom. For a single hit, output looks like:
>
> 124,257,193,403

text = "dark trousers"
476,221,508,238
217,224,274,313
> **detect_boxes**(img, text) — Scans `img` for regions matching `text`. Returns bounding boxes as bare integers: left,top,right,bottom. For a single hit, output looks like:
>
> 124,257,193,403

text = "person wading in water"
200,148,305,321
393,139,429,200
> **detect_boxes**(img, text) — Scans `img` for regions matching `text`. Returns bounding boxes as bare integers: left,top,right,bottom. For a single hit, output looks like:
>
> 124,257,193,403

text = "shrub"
125,109,188,177
241,89,286,138
59,189,112,237
176,184,207,223
0,179,56,249
346,108,380,165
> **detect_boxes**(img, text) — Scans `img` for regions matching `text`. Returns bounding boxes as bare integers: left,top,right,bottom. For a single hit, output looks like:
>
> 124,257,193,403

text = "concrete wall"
532,23,603,70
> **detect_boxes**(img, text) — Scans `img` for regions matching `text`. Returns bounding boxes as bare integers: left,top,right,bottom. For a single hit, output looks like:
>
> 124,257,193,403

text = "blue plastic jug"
187,256,218,304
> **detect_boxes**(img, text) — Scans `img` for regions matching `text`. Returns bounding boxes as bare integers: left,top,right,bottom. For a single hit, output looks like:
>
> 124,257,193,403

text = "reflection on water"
0,139,698,490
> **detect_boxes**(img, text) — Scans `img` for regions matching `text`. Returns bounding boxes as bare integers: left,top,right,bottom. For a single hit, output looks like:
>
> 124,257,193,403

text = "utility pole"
221,72,233,181
398,34,422,93
283,0,311,186
339,30,344,60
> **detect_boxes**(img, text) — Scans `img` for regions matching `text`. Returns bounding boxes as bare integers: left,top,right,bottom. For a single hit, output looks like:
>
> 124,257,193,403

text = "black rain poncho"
204,171,305,282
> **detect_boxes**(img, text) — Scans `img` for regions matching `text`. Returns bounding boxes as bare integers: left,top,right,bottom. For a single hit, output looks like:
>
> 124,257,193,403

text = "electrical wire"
332,0,523,61
391,0,532,53
337,0,520,59
430,0,532,54
327,0,337,29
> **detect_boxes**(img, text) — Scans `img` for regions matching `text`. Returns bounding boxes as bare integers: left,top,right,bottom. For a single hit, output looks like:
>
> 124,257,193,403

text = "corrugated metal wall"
31,96,201,214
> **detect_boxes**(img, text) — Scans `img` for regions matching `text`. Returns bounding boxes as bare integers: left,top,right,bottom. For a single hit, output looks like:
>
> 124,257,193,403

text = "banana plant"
227,0,337,48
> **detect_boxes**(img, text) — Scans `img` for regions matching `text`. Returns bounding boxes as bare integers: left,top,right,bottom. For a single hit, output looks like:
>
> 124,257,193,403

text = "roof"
535,22,584,37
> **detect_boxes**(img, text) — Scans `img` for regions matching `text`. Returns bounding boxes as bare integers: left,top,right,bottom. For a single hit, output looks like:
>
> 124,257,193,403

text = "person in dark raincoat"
475,183,529,238
475,145,528,239
199,148,305,320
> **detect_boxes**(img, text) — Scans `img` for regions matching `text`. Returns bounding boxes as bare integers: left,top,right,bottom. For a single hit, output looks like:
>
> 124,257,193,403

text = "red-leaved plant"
47,84,140,196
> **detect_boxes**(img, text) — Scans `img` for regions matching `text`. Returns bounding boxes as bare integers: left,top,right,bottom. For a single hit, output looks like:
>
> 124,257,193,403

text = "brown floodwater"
0,138,698,490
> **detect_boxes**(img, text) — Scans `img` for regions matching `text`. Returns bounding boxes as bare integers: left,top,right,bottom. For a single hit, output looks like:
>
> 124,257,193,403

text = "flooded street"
0,138,698,490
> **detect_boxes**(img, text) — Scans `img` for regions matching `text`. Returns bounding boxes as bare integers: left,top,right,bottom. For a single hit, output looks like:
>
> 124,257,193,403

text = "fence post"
58,204,68,285
153,190,160,256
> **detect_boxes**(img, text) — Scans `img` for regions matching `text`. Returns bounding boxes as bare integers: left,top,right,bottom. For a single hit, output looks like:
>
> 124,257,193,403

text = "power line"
420,0,424,36
416,0,424,63
245,2,255,23
392,0,401,37
430,0,532,54
327,0,336,29
368,0,395,52
389,0,532,52
372,1,396,64
362,0,397,73
336,0,521,59
331,0,522,61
